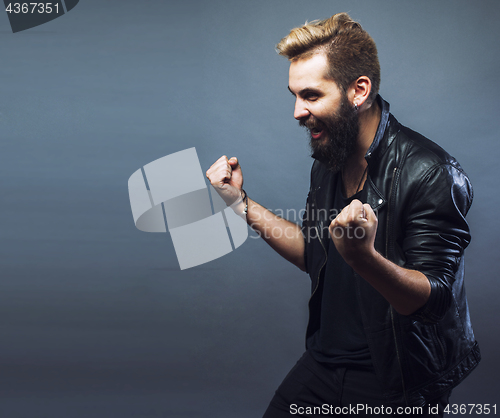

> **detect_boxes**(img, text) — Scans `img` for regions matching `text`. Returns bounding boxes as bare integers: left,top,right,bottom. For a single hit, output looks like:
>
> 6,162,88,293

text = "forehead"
288,53,337,94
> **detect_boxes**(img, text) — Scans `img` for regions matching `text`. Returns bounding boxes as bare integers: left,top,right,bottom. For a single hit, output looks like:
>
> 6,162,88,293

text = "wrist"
348,246,379,272
229,189,248,217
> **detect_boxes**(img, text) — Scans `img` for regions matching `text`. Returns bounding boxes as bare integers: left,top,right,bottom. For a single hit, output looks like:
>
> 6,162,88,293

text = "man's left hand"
329,200,378,266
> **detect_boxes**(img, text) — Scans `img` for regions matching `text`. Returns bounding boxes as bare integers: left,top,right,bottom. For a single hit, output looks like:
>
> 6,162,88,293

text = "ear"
348,76,372,109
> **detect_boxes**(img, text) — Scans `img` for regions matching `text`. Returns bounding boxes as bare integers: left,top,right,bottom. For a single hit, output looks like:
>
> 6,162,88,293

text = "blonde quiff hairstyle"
276,13,380,104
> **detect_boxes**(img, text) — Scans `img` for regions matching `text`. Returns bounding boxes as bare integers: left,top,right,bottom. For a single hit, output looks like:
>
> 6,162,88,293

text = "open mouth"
300,116,325,141
310,127,324,140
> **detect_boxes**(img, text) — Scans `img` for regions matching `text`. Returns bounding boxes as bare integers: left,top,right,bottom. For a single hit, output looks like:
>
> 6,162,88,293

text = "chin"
309,132,329,147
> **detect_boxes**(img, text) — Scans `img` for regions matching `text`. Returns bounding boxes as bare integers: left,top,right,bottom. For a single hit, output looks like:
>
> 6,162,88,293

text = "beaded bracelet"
241,189,248,215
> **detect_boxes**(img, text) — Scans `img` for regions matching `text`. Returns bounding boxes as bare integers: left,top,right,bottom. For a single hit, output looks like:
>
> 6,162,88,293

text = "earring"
354,102,359,111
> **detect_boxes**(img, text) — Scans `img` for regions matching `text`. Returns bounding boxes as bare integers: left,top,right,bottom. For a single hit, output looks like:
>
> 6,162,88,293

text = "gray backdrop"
1,1,499,417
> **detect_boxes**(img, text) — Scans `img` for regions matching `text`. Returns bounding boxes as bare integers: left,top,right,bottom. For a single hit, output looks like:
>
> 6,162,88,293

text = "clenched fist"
329,199,378,266
206,155,243,206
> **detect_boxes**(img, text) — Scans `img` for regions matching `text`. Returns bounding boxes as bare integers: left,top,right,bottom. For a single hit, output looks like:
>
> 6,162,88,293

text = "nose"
294,98,310,120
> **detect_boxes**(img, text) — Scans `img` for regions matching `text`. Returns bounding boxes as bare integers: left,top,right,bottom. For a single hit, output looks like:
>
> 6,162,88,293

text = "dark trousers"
262,351,450,417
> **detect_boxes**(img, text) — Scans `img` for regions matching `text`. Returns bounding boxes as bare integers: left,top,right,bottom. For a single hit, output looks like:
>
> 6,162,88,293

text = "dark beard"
300,94,359,173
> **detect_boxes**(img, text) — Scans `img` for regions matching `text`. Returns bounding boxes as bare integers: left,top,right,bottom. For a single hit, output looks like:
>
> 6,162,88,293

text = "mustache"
299,116,325,131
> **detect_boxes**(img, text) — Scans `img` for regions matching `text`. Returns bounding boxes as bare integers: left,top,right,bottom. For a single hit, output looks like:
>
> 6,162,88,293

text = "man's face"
288,53,359,172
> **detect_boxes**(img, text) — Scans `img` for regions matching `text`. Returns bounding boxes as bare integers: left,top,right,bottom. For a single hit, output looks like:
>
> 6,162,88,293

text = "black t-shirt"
308,177,373,369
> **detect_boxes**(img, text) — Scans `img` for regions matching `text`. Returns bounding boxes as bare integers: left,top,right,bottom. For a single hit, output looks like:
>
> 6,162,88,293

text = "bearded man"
206,13,480,417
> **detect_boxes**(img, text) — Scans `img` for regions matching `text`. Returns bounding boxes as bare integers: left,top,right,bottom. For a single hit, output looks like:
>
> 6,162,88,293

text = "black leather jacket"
302,98,480,407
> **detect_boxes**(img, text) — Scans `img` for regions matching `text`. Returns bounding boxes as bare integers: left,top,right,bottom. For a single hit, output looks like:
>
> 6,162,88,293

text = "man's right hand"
206,155,243,206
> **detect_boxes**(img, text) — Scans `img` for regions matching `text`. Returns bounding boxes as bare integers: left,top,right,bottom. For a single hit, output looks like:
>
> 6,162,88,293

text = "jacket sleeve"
401,163,473,323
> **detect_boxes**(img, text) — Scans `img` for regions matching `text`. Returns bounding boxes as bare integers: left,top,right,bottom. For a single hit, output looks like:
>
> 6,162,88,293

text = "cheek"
314,101,335,119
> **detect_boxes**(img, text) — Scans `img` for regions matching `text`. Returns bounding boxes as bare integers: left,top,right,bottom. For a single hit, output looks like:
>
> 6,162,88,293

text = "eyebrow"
288,86,321,97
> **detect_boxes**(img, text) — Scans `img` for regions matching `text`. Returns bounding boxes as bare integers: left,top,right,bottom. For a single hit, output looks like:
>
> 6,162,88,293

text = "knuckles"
206,155,234,185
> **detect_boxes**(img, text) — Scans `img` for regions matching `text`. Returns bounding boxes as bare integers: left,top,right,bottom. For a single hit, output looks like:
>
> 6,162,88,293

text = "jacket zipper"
308,187,328,303
309,223,328,303
385,166,398,257
386,166,409,405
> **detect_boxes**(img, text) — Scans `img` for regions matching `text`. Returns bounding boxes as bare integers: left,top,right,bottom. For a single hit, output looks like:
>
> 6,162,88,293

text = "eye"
304,92,320,101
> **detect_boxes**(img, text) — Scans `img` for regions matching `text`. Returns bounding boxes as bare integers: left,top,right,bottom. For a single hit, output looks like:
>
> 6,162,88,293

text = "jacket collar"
366,96,402,168
365,95,391,163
